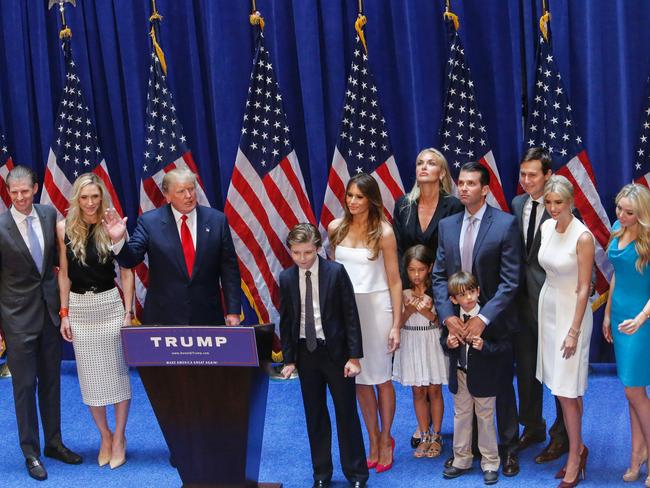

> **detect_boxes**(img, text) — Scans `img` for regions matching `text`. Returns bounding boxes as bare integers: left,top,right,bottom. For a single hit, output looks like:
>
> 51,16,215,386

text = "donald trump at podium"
103,168,241,326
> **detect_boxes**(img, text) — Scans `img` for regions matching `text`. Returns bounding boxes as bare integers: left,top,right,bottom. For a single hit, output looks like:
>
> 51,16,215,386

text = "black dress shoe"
25,457,47,481
44,444,83,464
444,456,454,468
443,465,470,479
516,431,546,452
534,440,569,464
502,453,519,477
312,480,330,488
483,470,499,485
350,482,366,488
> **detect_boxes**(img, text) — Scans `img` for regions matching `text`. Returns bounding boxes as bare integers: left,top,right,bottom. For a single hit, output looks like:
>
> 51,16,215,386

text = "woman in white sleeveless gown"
536,175,595,487
328,173,402,474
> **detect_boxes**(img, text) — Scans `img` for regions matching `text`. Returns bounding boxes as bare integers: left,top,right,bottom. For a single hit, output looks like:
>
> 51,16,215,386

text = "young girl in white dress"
393,245,448,458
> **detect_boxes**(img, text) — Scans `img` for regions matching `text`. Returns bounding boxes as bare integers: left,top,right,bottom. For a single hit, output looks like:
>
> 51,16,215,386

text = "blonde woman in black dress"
57,173,134,469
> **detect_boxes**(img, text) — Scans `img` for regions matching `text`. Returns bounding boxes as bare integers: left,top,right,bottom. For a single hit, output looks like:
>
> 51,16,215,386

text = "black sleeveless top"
65,224,115,291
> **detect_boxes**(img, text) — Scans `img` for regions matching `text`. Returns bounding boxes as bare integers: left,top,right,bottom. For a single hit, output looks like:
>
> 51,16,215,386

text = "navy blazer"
116,204,241,325
279,256,363,366
432,204,522,334
440,321,509,397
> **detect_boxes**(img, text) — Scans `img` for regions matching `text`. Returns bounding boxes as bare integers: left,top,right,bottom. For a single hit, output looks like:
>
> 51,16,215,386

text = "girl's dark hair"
403,244,435,288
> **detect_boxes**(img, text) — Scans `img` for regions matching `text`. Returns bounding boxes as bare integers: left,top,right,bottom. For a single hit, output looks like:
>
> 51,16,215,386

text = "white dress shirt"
170,206,197,250
299,259,325,341
10,205,45,256
522,195,544,247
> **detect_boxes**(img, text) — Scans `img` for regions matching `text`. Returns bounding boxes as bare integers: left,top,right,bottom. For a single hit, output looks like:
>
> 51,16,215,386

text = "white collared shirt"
298,259,325,341
170,206,197,250
10,206,44,256
523,195,544,247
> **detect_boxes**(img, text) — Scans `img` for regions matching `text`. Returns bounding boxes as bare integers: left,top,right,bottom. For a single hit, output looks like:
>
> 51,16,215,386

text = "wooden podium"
121,324,281,488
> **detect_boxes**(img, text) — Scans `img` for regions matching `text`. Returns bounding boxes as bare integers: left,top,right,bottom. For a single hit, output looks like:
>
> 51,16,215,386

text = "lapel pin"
205,227,210,232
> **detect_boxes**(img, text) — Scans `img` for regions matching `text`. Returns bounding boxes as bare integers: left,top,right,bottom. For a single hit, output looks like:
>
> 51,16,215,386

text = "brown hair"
329,173,386,260
403,244,435,289
448,271,479,296
286,223,322,249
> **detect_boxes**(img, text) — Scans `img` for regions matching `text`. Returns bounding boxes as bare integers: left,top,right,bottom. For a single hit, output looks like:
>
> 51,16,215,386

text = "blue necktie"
26,215,43,274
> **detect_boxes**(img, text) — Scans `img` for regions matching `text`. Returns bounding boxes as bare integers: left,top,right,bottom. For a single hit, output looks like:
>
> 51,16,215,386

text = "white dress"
536,217,593,398
392,304,448,386
335,246,394,385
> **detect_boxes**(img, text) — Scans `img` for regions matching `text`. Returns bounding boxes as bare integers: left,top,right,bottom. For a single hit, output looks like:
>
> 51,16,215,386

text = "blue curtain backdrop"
1,0,649,361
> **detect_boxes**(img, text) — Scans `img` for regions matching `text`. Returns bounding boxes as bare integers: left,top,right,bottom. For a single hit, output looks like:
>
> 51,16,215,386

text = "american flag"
524,32,612,294
225,26,316,328
0,129,14,211
135,32,211,317
634,77,650,186
40,37,123,219
439,21,508,210
319,29,404,239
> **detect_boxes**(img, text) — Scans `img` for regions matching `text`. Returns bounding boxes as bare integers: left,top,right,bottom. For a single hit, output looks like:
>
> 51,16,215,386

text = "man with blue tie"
432,162,522,477
0,166,82,481
103,167,241,327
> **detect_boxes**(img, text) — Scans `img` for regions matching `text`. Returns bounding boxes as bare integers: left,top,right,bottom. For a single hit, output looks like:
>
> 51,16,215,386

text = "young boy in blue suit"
442,271,509,485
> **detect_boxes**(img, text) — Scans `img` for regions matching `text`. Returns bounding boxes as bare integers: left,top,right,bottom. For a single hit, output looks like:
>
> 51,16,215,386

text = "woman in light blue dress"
603,184,650,485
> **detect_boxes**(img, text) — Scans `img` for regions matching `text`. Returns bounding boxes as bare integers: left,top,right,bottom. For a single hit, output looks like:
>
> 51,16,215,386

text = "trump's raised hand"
102,208,128,243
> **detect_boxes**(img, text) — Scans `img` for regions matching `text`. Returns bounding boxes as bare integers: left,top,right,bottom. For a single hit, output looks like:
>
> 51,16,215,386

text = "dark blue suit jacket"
279,256,363,366
116,204,241,325
432,204,523,334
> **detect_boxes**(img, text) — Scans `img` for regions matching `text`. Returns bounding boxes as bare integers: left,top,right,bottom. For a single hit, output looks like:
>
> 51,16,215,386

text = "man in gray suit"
511,148,569,462
0,166,81,481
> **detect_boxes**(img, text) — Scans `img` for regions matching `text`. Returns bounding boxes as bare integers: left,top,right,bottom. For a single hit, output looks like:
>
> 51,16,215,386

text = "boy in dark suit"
279,223,368,488
442,271,508,485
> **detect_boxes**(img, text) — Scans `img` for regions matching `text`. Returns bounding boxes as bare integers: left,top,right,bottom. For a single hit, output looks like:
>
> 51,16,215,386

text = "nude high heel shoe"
98,434,112,467
109,438,126,469
623,449,647,482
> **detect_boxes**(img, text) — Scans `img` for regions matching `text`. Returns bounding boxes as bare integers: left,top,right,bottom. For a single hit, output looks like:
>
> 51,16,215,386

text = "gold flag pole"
48,0,75,39
540,0,551,41
149,0,167,75
443,0,460,31
355,0,368,53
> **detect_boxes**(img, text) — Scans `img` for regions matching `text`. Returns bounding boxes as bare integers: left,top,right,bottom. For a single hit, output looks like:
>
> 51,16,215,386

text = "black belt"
299,338,326,347
457,365,468,374
70,284,116,294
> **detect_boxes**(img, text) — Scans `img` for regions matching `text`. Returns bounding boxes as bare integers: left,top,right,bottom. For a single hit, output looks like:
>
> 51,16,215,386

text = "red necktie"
180,215,195,277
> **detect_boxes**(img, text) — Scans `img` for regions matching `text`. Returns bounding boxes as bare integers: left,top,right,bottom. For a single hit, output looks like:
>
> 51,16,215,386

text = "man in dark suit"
511,147,569,462
279,223,368,488
0,166,82,481
432,162,522,476
104,168,241,326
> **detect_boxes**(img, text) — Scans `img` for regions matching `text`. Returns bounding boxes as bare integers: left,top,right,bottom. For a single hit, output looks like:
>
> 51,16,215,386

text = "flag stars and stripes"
633,79,650,182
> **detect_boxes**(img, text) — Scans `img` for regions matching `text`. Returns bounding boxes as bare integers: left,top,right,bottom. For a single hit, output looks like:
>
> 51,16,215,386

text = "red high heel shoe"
376,437,395,473
366,459,378,469
557,446,588,488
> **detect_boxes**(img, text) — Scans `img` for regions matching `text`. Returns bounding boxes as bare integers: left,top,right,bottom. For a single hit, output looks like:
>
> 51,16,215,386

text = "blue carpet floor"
0,361,637,487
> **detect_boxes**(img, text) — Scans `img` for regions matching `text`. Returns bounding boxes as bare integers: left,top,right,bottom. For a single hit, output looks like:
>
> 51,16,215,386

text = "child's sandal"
426,434,443,458
413,434,431,458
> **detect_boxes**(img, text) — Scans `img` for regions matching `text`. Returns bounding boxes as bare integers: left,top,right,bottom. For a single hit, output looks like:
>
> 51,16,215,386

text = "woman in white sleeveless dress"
328,173,402,474
536,175,595,487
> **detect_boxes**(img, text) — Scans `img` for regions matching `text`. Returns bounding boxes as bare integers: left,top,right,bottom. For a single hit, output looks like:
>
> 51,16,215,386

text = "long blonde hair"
611,183,650,272
65,173,112,266
329,173,386,260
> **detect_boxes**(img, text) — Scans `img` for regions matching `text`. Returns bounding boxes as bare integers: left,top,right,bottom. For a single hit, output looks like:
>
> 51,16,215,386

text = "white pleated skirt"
69,287,131,407
393,317,448,387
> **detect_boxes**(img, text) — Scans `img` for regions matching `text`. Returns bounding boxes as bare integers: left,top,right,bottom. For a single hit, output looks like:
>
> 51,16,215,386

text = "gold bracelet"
568,328,580,338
